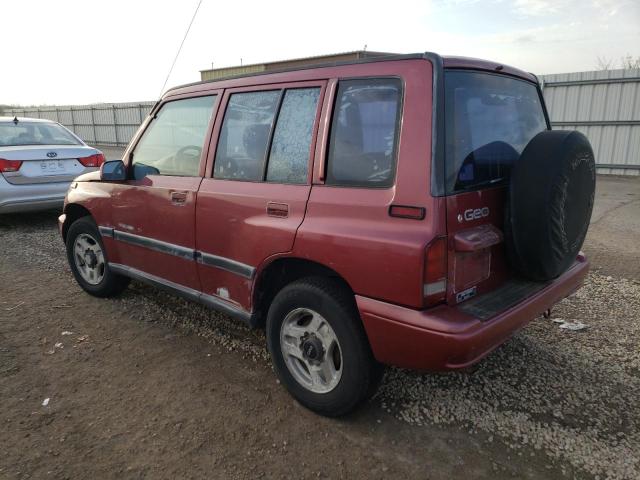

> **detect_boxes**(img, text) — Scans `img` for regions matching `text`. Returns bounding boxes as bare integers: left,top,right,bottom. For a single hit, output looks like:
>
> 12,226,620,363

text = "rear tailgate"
445,187,510,305
441,69,549,308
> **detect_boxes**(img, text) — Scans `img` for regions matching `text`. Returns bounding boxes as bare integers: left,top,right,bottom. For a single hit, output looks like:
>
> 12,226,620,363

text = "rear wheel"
266,277,382,416
66,216,129,297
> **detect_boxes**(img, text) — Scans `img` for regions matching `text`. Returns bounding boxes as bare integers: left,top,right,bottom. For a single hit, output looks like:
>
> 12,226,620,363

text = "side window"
214,91,280,181
131,96,216,180
326,78,402,187
266,88,320,184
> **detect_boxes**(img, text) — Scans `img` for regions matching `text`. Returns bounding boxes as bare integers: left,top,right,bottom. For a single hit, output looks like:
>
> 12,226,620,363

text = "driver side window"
131,95,216,180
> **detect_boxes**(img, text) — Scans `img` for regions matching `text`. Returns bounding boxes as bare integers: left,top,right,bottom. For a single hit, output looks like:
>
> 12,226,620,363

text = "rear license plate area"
453,249,491,292
40,160,67,174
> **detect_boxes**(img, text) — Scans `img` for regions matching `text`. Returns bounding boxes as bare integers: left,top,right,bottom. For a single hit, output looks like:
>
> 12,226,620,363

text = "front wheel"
266,277,382,417
65,216,129,297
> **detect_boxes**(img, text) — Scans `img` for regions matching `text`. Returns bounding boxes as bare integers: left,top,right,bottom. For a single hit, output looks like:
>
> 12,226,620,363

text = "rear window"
0,122,81,146
444,71,547,194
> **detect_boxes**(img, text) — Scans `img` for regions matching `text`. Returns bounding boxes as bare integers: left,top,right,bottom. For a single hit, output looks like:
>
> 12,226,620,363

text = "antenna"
159,0,204,96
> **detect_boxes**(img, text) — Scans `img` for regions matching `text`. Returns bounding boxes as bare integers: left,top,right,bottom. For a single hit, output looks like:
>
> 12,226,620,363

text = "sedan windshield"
0,122,81,146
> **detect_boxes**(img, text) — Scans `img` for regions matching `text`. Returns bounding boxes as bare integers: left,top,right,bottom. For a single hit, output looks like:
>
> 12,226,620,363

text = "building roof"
199,50,394,74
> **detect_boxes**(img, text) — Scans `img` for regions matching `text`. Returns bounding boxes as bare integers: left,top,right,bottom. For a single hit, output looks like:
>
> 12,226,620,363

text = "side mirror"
100,160,127,181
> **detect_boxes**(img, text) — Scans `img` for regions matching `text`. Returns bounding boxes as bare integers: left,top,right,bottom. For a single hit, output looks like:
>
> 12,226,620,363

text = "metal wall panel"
541,68,640,175
3,102,155,147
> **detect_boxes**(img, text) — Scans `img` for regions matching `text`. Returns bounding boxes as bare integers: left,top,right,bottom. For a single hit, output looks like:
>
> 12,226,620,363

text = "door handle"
267,202,289,218
170,191,188,205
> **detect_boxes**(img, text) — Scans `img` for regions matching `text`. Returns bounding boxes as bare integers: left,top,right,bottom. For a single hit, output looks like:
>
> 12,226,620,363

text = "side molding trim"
98,226,114,238
113,230,195,261
98,226,255,279
195,251,255,279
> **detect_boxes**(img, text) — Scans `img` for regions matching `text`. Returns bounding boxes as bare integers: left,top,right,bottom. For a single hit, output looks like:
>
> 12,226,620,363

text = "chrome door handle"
267,202,289,218
170,191,188,205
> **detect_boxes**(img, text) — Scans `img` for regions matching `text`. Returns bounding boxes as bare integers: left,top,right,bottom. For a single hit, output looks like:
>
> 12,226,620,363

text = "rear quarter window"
444,71,547,194
326,78,402,188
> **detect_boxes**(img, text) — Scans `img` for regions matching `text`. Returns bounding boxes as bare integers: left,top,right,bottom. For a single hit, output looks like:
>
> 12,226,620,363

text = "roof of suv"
164,52,538,98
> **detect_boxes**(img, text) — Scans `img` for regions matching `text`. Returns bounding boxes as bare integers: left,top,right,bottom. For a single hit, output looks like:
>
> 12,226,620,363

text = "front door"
109,93,219,290
196,81,326,312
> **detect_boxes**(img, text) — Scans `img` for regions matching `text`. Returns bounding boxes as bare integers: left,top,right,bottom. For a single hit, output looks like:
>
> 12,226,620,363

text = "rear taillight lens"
78,153,105,168
424,236,448,307
0,159,23,173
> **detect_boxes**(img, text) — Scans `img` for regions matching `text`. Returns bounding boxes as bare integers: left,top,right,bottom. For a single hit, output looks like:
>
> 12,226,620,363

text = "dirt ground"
1,175,638,480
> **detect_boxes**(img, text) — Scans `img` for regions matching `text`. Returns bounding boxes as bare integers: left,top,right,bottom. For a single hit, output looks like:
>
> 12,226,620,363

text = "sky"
1,0,638,106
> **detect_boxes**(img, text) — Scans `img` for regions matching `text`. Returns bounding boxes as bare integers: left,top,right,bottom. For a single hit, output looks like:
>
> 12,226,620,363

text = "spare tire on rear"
505,130,596,281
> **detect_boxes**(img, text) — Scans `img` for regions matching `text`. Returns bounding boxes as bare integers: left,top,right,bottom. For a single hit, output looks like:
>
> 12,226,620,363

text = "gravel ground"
1,175,639,479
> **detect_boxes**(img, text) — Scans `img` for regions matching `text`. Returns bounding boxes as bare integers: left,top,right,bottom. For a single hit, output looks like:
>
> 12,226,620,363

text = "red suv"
59,53,595,416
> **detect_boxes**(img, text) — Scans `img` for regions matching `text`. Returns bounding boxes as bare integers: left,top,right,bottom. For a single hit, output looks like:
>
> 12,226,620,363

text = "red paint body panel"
358,256,588,370
108,176,202,289
196,180,311,309
64,180,122,264
294,59,441,308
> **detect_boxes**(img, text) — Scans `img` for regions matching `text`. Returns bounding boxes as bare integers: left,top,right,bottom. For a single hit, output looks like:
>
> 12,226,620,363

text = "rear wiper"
460,177,506,191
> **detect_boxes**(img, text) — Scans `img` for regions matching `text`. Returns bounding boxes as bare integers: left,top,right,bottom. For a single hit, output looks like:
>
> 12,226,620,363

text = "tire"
266,277,382,417
66,216,130,297
505,130,596,281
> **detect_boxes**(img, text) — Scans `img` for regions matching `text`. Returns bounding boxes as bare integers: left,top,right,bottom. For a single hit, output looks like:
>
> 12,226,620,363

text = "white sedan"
0,117,105,213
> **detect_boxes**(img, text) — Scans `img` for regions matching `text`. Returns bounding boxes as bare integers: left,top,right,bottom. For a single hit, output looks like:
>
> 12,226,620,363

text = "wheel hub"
301,335,324,362
73,233,105,286
84,250,98,268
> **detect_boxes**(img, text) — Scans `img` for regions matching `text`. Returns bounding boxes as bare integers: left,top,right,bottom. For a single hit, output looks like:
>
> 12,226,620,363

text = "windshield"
444,71,547,194
0,122,82,146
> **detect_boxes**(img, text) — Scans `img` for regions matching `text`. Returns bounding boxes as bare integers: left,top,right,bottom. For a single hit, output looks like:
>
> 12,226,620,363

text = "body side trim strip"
98,226,114,238
195,251,255,279
108,263,253,324
113,230,195,261
100,226,257,279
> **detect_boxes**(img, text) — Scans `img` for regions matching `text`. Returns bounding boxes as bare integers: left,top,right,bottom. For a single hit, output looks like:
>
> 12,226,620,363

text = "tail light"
0,159,23,173
78,153,105,168
424,236,448,307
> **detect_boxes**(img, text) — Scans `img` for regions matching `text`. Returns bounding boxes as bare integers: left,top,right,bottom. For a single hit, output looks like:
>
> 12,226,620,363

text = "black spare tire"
505,130,596,281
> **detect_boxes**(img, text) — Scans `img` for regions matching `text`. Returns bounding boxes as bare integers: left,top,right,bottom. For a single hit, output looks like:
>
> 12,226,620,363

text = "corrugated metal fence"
3,67,640,175
3,102,155,148
541,68,640,175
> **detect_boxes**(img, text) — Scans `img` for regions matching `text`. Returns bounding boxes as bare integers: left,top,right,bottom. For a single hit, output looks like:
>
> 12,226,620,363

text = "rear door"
196,81,326,312
442,70,548,304
107,94,219,290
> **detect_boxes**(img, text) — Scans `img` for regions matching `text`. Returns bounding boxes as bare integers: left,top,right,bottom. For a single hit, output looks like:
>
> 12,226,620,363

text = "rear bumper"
0,175,68,213
357,255,589,371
